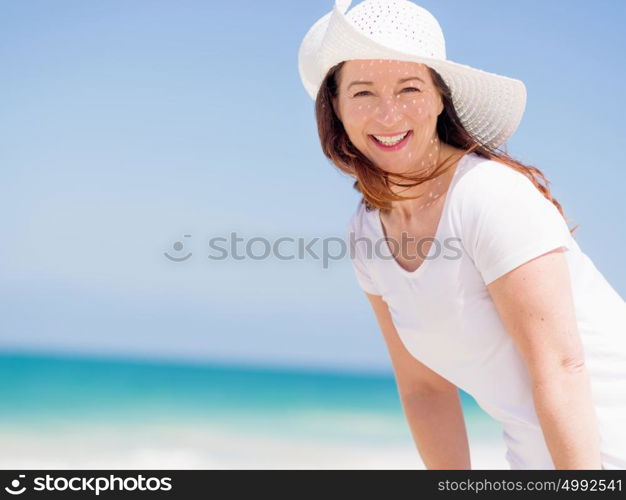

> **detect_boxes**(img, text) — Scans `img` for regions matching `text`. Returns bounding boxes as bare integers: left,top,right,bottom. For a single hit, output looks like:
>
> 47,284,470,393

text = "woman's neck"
386,144,465,219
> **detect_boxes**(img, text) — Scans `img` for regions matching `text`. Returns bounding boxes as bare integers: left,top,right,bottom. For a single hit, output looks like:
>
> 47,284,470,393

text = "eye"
352,87,421,97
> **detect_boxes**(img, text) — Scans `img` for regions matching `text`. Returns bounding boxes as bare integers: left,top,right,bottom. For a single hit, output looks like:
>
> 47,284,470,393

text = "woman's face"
333,59,444,175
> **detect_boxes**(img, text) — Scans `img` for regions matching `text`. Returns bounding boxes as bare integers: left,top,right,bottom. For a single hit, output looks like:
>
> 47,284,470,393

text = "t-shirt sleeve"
460,164,574,285
346,210,381,295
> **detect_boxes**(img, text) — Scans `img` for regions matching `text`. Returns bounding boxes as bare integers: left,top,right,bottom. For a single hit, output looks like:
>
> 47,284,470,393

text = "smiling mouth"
369,130,412,150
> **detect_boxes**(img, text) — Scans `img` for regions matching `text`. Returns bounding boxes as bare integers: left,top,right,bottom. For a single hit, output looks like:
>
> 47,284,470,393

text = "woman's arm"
486,247,603,469
400,387,471,469
366,292,471,469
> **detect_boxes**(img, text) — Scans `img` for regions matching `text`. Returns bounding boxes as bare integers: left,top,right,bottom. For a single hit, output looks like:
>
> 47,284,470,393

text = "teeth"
373,131,409,146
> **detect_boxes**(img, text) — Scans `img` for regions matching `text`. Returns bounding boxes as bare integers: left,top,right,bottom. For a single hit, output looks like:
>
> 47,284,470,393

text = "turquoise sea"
0,351,508,469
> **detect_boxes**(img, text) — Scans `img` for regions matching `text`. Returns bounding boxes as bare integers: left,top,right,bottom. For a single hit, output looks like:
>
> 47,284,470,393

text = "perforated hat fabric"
298,0,527,149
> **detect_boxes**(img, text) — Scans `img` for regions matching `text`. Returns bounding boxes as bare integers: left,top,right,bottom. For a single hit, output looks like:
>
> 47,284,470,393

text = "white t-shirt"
346,151,626,469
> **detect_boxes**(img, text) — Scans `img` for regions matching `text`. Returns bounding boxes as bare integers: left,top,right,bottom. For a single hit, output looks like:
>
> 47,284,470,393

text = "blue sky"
1,0,624,374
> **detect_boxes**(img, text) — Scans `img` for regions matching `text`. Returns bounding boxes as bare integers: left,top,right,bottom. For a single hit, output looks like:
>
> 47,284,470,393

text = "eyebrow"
347,76,426,91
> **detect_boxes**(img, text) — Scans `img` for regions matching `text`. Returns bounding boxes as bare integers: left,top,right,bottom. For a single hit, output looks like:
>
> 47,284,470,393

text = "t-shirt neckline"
372,152,471,279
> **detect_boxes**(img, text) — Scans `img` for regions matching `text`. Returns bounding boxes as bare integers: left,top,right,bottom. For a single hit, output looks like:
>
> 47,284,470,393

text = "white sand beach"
0,421,509,469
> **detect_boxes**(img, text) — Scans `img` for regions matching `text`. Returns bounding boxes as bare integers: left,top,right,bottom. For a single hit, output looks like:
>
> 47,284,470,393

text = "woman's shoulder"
456,153,533,194
453,153,547,213
346,198,370,236
450,153,567,236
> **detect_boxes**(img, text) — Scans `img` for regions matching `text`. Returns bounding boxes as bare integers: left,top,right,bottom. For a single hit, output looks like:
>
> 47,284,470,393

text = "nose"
374,96,405,129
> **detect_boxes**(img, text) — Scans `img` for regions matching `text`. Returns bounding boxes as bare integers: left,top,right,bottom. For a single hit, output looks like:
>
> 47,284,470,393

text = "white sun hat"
298,0,527,149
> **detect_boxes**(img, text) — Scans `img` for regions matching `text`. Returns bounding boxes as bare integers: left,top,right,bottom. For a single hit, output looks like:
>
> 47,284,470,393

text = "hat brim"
298,0,526,149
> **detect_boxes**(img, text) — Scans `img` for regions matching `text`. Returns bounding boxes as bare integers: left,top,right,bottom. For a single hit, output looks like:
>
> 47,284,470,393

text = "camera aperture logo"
3,473,172,496
4,475,26,495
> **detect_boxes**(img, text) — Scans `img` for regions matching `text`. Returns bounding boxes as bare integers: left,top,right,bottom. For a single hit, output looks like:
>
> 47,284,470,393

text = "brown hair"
315,61,578,235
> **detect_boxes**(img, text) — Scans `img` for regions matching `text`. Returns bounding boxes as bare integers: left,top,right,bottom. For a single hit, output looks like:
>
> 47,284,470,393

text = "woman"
298,0,626,469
